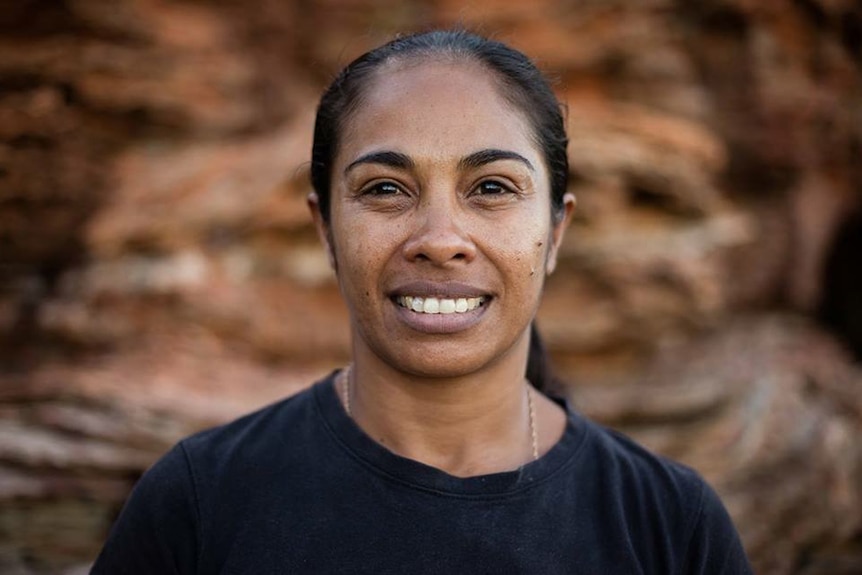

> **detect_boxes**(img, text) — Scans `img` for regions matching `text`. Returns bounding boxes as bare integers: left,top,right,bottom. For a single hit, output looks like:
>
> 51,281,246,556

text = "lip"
387,281,492,335
388,280,491,299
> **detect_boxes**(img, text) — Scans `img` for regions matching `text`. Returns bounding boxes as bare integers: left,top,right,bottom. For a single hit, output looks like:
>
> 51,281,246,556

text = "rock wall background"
1,1,861,573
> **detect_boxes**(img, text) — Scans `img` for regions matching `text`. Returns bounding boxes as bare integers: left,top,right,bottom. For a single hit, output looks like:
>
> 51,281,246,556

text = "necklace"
341,365,539,462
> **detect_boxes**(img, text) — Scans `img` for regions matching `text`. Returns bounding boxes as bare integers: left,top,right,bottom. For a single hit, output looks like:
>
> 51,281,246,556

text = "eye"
363,181,403,196
355,179,413,212
474,180,515,196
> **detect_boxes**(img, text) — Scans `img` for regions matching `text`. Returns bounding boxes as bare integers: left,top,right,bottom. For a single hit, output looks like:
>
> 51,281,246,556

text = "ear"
307,192,337,271
546,192,576,276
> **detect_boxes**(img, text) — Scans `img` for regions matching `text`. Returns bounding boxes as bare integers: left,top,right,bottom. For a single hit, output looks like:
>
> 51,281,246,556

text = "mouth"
395,295,488,315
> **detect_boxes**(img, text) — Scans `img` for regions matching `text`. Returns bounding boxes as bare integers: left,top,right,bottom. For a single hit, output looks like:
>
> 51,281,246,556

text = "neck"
341,336,548,477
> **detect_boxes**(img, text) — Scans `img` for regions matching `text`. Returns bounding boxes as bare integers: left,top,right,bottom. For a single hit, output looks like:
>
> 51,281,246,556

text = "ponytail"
526,322,563,396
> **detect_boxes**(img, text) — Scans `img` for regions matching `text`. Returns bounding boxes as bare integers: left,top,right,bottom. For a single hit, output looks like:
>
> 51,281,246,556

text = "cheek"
520,218,554,269
529,236,554,284
484,216,552,284
332,215,403,298
531,237,549,276
331,217,371,295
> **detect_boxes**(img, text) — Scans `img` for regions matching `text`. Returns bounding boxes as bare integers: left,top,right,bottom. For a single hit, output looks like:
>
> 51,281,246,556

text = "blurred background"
1,0,861,573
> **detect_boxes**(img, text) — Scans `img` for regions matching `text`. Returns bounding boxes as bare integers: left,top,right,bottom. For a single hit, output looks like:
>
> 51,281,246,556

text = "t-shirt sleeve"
683,480,753,575
91,442,199,574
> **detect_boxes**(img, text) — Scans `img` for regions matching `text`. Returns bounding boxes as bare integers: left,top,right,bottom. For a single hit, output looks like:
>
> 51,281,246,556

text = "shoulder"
173,376,333,489
570,414,752,573
182,377,322,454
124,374,329,504
93,376,334,573
578,415,707,508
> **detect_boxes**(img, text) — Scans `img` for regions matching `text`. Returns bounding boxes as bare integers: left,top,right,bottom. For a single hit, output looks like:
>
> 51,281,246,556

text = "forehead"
337,59,540,166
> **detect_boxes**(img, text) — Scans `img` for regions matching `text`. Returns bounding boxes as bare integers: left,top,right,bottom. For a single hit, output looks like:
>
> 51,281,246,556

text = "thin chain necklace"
341,365,539,462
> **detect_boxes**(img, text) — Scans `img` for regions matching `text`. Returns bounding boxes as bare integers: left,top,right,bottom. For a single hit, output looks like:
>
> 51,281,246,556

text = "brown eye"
366,182,402,196
476,180,512,196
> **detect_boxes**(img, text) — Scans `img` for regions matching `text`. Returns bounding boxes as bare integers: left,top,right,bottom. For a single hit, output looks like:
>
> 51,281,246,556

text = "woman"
93,30,752,573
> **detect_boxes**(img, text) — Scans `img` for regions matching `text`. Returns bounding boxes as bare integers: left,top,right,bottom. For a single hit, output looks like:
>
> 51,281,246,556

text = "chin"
380,337,524,380
410,359,485,380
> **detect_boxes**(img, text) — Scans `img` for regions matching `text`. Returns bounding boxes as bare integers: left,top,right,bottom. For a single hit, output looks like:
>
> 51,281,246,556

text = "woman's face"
311,59,574,379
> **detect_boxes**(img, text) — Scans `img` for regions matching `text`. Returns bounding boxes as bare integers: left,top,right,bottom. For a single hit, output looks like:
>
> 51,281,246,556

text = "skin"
308,58,575,477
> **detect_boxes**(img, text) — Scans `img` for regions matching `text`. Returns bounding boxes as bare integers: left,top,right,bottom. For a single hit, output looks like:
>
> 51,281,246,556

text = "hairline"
332,51,559,213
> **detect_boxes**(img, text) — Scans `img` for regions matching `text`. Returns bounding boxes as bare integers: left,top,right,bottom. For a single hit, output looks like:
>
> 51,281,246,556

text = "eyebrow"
458,149,535,172
343,148,535,175
345,151,414,174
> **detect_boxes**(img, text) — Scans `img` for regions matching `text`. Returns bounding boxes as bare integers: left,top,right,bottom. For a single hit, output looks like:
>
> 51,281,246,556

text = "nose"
402,199,477,266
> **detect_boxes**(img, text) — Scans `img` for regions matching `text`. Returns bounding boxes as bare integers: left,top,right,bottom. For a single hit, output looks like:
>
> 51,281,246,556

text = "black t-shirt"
92,373,752,574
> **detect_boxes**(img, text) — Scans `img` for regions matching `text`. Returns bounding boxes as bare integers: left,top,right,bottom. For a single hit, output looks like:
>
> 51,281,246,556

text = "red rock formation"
1,1,860,573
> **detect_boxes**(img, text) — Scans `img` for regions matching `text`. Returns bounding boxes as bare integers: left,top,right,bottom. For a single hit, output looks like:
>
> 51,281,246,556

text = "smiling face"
311,58,573,379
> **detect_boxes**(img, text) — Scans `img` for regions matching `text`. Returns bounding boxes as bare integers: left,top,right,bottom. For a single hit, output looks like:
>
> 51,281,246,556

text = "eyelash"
363,181,403,196
473,180,514,196
358,179,517,200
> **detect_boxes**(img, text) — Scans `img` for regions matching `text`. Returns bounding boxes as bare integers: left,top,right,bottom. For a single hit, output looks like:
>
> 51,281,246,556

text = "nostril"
402,214,477,264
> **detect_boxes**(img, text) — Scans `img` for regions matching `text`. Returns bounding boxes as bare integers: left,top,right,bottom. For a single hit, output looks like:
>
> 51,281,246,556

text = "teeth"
397,296,485,314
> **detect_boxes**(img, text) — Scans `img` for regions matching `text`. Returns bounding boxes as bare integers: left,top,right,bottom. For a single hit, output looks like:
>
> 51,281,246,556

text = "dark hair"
310,29,567,393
